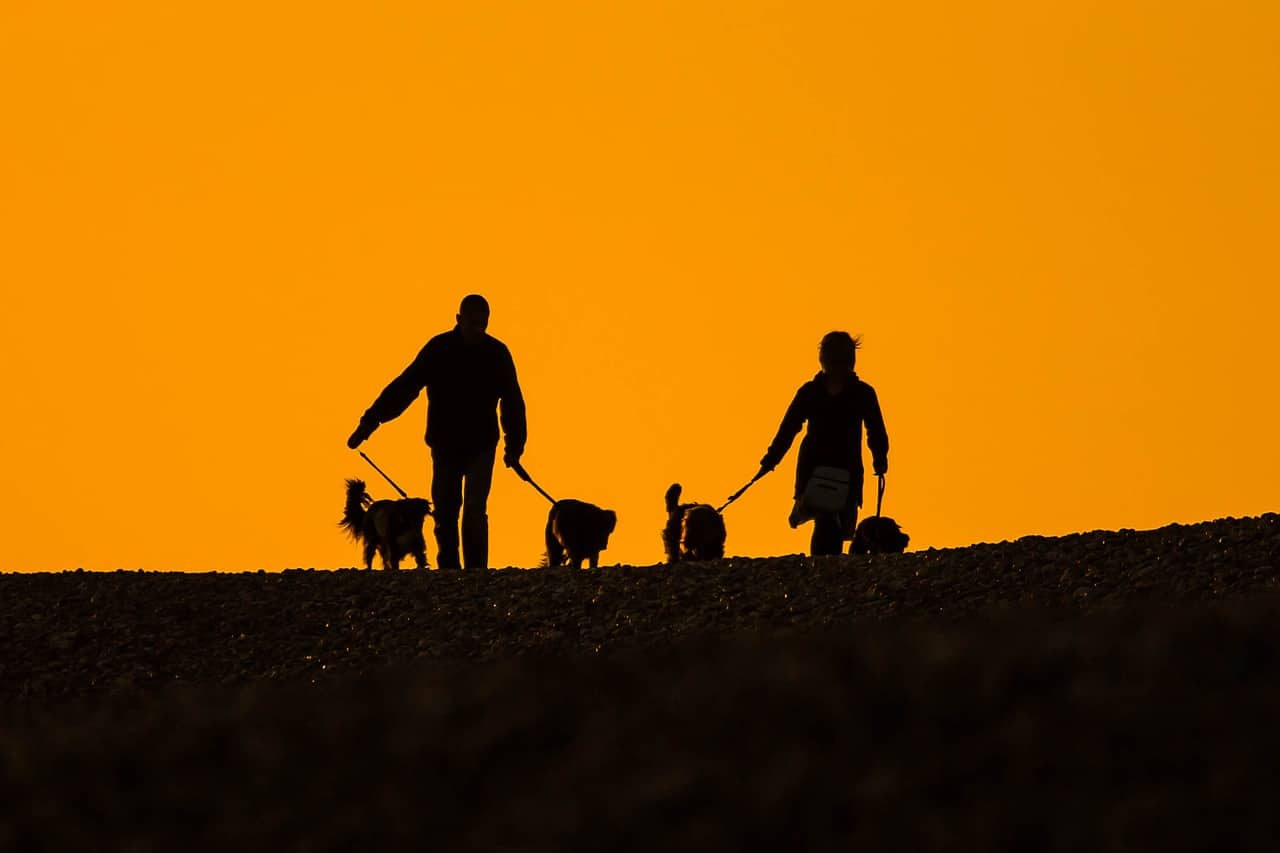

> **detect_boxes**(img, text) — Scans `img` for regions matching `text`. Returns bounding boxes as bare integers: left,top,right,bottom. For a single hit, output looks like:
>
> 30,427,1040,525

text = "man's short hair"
459,294,490,315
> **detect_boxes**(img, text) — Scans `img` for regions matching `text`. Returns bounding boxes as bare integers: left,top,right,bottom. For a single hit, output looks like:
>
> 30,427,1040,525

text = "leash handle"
717,470,765,513
876,474,885,518
512,462,557,506
358,451,409,499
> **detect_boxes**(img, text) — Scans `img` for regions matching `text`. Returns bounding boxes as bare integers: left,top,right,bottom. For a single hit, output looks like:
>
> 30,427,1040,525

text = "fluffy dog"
544,499,617,569
339,478,433,570
663,484,727,562
848,515,910,555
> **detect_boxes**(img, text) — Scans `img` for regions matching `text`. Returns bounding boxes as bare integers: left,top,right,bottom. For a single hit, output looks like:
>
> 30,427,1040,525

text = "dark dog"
339,478,433,570
848,515,910,555
663,484,727,562
544,499,617,569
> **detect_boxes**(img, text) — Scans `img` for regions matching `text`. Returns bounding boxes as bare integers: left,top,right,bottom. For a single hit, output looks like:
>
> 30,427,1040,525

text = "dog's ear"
603,509,617,534
882,518,909,552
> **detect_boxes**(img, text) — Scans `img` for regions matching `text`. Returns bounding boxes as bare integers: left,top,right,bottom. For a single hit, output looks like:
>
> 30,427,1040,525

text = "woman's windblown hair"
819,331,862,369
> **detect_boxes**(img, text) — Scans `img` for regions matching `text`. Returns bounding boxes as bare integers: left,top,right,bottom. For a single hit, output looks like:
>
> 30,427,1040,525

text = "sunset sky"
2,1,1277,572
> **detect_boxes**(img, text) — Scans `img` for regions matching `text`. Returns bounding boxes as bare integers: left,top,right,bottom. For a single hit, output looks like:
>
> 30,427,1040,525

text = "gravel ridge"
2,513,1279,850
3,514,1277,702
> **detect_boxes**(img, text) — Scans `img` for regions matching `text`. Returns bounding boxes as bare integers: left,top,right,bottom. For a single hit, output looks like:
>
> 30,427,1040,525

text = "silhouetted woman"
757,331,889,556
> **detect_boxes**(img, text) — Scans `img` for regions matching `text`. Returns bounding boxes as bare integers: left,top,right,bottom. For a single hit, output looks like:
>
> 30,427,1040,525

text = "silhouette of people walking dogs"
343,297,903,567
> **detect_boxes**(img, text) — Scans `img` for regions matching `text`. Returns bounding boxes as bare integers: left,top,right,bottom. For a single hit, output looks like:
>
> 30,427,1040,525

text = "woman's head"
818,331,861,373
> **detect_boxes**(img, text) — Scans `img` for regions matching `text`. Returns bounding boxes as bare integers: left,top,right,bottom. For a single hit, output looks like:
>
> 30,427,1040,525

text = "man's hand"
503,449,523,469
873,457,888,476
347,418,377,450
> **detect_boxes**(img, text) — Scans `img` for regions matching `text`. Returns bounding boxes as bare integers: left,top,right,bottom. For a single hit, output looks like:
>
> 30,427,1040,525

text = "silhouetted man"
347,294,526,569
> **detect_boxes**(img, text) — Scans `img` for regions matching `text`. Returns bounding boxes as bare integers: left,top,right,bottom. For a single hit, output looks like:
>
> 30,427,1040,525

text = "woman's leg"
811,512,844,555
839,493,860,554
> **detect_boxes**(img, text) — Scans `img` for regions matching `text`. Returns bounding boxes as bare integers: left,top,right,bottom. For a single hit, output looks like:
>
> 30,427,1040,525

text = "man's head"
456,294,490,344
818,330,860,374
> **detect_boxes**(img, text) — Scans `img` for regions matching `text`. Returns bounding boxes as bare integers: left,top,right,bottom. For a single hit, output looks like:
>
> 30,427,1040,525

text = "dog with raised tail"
663,483,727,563
339,478,433,570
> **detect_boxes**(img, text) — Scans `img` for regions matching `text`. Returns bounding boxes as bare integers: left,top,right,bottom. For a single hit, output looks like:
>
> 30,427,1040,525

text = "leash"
717,470,766,513
358,451,410,499
512,461,558,506
876,473,885,518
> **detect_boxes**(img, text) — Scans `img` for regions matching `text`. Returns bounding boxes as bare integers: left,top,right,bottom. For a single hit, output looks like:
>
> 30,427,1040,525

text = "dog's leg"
663,519,682,564
363,540,376,571
544,521,564,568
588,552,599,569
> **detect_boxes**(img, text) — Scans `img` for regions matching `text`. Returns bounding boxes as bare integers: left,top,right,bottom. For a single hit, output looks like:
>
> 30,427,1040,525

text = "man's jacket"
360,328,527,457
762,371,888,504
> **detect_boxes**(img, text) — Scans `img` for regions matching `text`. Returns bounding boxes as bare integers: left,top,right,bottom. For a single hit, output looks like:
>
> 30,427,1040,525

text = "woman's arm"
760,385,809,471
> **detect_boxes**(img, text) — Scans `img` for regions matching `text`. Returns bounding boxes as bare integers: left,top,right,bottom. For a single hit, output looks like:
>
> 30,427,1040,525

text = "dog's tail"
665,483,682,514
339,478,372,541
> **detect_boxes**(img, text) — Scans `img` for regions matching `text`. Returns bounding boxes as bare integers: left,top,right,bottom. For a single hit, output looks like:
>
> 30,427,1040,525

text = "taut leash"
358,451,410,499
717,470,766,513
876,473,885,518
512,462,557,506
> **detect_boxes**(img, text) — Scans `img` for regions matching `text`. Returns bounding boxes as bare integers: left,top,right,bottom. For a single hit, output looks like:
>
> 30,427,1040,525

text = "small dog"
848,515,910,555
339,478,433,570
544,499,617,569
663,484,727,562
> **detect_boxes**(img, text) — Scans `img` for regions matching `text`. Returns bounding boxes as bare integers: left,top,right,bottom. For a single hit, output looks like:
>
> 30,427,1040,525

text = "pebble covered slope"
2,513,1279,850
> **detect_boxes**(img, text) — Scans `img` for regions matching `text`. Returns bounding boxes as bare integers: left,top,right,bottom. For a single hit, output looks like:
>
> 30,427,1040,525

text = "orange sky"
2,1,1277,572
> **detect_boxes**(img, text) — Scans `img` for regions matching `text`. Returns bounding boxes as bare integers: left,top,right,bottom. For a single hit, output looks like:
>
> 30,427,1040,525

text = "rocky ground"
2,514,1279,850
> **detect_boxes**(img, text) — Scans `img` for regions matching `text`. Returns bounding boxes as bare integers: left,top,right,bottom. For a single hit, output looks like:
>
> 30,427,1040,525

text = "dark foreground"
2,514,1278,850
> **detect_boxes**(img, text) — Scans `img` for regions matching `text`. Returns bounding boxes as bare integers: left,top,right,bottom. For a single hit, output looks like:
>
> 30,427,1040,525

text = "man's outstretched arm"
347,346,432,449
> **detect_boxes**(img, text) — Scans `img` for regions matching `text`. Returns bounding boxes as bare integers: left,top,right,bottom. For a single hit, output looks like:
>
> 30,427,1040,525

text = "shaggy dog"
663,483,727,562
848,515,910,555
339,478,433,570
544,499,617,569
